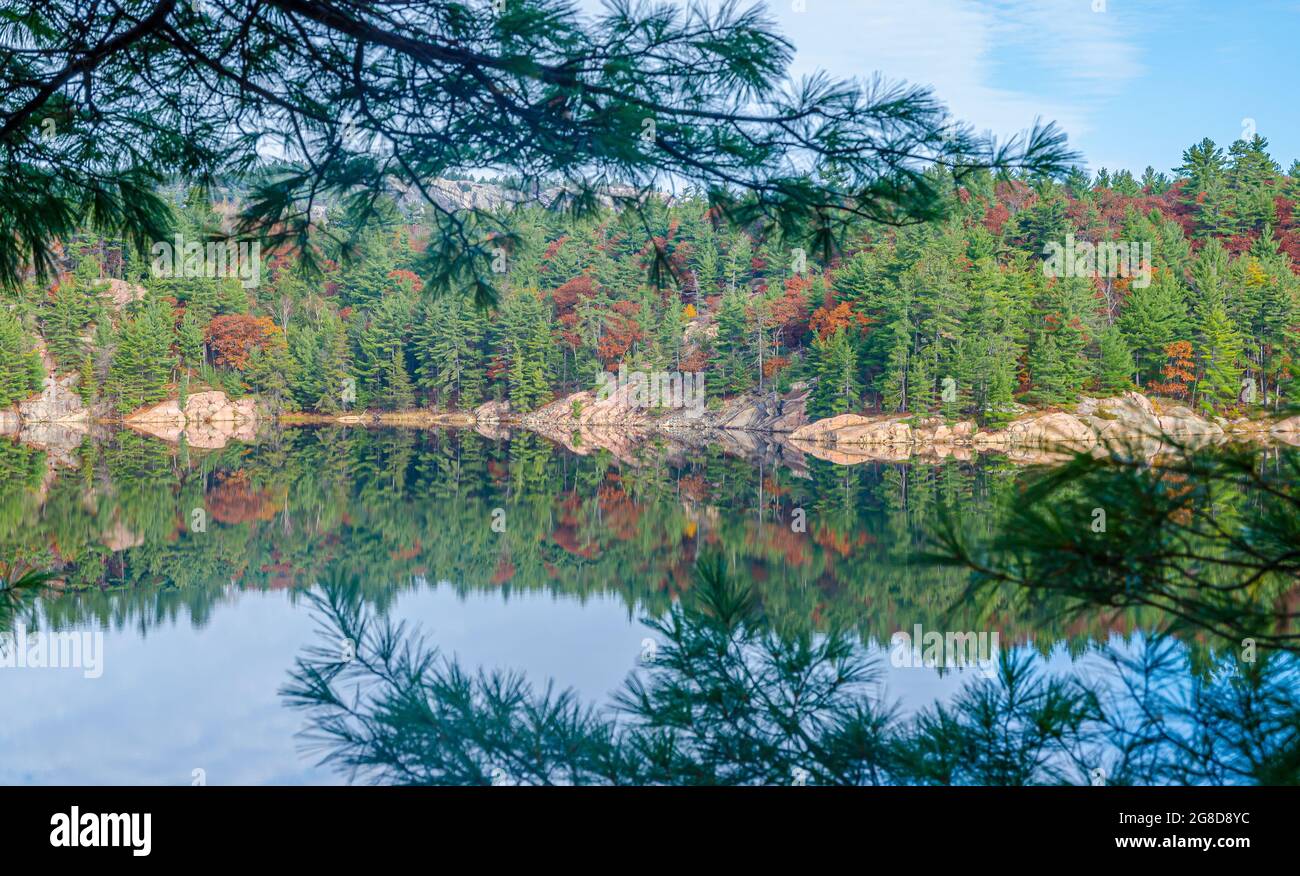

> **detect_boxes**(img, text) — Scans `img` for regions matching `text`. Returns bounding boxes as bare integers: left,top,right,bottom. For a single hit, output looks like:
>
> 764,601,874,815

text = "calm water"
0,428,1295,785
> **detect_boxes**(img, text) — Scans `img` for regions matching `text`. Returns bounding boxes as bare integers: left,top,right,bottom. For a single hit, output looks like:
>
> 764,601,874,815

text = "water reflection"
7,426,1257,649
3,427,1298,784
931,439,1300,652
284,559,1300,785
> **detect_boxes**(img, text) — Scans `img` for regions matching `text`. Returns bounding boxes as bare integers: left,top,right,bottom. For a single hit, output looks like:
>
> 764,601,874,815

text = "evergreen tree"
243,340,293,410
178,308,205,369
880,316,912,413
1197,303,1243,410
1227,135,1280,232
1175,138,1227,192
807,328,859,418
414,297,488,409
1120,270,1191,385
501,290,553,411
1026,332,1070,404
984,342,1018,426
1012,195,1071,256
1096,325,1135,394
383,347,415,410
0,308,44,407
42,280,94,371
314,314,353,413
106,299,174,413
352,292,415,407
707,290,753,397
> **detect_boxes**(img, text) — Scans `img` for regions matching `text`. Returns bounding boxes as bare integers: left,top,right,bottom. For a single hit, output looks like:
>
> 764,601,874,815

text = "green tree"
177,307,205,369
1120,270,1191,386
707,290,753,397
808,328,859,418
0,308,44,407
1197,304,1243,410
382,347,415,410
1095,325,1135,395
414,296,488,409
501,290,553,412
41,280,94,371
106,299,174,413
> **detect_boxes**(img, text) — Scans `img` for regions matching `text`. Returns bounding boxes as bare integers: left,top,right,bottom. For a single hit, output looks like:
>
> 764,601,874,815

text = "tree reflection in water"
282,559,1300,786
929,439,1300,651
0,566,48,633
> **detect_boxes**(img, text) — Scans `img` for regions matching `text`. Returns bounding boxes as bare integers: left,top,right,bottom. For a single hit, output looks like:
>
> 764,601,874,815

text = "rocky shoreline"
7,368,1300,472
482,383,1300,462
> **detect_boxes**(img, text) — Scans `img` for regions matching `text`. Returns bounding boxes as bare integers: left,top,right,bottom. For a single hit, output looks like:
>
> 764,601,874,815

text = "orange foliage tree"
1149,340,1196,398
808,300,868,340
205,314,284,370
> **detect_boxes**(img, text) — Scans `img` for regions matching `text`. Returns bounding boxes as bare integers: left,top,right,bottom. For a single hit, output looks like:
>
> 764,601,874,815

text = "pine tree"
42,280,94,371
352,292,414,407
1027,332,1068,404
880,316,912,413
243,340,293,409
76,353,97,404
1012,195,1071,256
0,308,44,407
1195,179,1237,239
808,328,859,418
655,299,684,370
501,290,553,411
1120,270,1191,385
1096,325,1135,395
414,297,488,408
106,300,174,413
178,308,205,370
1197,303,1243,410
1227,135,1280,232
1028,276,1092,405
984,342,1017,426
707,289,752,397
314,314,352,413
1175,138,1227,193
383,347,415,410
908,344,936,413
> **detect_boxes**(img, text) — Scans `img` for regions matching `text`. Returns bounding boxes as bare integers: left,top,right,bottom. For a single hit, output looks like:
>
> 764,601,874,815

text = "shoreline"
9,386,1300,469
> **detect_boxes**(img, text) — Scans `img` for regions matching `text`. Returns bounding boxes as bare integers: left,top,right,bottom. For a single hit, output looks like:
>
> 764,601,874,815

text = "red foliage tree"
387,269,424,294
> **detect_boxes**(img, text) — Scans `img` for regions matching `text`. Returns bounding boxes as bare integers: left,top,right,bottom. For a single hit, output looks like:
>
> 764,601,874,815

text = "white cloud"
574,0,1151,169
769,0,1148,166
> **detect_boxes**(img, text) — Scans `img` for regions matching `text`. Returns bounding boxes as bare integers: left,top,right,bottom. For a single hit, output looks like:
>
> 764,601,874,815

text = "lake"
1,427,1296,785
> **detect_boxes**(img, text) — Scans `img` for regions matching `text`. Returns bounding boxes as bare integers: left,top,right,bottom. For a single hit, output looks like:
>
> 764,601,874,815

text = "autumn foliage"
809,300,869,340
205,314,284,369
1150,340,1196,398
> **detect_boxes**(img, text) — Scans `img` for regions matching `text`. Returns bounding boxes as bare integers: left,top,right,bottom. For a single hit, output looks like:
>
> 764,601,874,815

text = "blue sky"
764,0,1300,175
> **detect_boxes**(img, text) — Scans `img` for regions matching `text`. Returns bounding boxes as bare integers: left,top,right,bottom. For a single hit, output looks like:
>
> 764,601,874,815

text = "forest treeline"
3,135,1300,423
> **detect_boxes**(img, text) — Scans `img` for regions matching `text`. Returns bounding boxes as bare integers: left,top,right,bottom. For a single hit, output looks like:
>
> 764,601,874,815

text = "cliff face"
392,177,662,216
19,371,87,424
